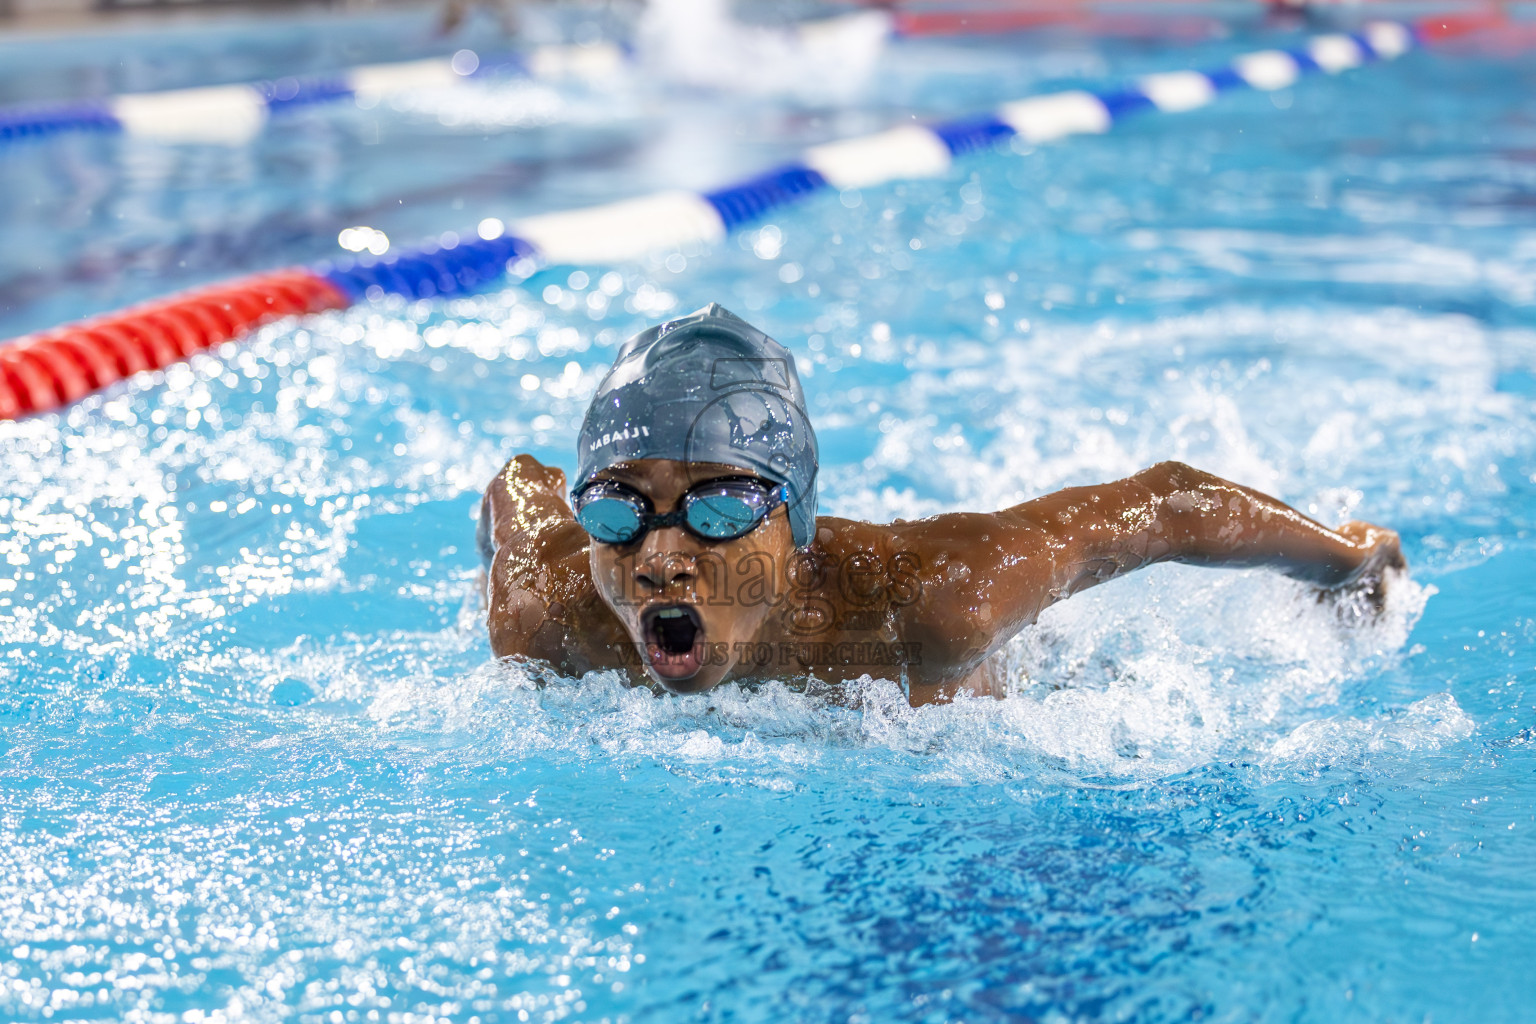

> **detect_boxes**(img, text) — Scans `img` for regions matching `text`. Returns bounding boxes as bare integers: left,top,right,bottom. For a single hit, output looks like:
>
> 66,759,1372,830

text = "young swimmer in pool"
479,304,1405,706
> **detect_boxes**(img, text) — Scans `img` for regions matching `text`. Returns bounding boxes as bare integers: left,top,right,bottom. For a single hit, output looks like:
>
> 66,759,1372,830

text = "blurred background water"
2,4,1535,1022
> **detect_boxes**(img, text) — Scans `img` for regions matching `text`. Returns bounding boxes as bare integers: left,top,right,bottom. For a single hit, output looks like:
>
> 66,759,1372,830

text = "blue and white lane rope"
0,43,628,147
2,20,1419,418
316,21,1415,297
0,9,895,148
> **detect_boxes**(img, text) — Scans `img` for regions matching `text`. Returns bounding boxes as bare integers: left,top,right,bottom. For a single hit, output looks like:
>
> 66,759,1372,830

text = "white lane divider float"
511,191,728,266
1232,51,1303,91
109,84,271,144
802,125,956,189
1307,33,1368,72
997,92,1113,144
347,57,469,105
1137,70,1219,113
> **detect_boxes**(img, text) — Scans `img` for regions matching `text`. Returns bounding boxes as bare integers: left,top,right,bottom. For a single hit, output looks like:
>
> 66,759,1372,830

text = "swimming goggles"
573,477,787,545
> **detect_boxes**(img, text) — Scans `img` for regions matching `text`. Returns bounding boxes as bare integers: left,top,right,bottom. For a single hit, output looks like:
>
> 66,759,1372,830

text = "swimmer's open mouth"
641,604,704,682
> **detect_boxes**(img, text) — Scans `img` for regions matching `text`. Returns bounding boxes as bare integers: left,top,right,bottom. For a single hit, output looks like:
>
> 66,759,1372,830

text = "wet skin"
480,455,1405,706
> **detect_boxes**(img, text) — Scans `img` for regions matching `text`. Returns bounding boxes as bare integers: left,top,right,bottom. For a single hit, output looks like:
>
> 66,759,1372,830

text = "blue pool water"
4,12,1536,1023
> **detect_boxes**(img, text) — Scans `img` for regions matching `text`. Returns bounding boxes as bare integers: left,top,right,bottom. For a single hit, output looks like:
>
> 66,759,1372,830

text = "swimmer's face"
582,458,795,693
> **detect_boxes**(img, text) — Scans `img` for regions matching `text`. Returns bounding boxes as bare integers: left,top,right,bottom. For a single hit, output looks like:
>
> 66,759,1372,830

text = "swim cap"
574,303,819,547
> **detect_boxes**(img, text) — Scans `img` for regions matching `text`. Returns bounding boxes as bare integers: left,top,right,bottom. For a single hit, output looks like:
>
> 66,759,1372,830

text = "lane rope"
0,11,891,149
0,271,347,420
0,14,1490,420
0,44,628,148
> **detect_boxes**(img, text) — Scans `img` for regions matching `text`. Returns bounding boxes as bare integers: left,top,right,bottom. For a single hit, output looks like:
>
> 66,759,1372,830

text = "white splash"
635,0,890,100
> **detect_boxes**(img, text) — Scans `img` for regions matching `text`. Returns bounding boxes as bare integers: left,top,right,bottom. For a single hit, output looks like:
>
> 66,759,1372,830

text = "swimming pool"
4,9,1536,1023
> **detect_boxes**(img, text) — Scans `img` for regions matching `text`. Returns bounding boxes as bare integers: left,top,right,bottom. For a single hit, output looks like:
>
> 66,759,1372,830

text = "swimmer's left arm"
888,461,1403,686
1003,460,1404,611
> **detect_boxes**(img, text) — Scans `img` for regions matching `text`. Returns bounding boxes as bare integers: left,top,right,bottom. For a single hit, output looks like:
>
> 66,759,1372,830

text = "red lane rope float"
1414,5,1512,45
0,269,347,420
1415,6,1506,41
895,7,1225,39
891,0,1508,40
896,7,1074,36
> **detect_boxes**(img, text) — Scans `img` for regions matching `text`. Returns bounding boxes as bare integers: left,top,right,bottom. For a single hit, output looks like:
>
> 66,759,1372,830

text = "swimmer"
479,304,1404,705
438,0,523,38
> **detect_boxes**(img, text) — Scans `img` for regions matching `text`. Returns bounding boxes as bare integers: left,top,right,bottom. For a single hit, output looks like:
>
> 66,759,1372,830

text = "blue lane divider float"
0,100,121,143
2,20,1419,418
314,21,1416,298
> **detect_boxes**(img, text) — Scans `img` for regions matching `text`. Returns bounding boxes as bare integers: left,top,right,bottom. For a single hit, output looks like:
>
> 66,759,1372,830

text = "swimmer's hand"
1328,520,1405,611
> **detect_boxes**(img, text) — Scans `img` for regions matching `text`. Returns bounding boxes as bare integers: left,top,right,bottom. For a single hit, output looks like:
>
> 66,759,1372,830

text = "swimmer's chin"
640,652,724,693
637,645,738,694
646,669,719,694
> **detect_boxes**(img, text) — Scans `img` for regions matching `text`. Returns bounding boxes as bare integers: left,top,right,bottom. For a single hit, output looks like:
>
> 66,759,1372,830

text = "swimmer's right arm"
480,455,629,672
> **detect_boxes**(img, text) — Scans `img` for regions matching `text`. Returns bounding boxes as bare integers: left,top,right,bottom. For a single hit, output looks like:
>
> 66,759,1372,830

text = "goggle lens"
575,496,644,544
685,491,764,539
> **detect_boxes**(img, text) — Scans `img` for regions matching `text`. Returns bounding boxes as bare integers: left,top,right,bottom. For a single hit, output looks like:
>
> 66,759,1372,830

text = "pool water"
4,13,1536,1024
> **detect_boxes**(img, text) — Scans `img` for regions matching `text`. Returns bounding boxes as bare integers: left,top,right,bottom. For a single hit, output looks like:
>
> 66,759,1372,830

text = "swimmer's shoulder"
806,515,896,560
489,453,570,506
483,455,578,541
807,511,1012,563
480,454,590,584
816,507,1011,555
803,517,925,601
482,456,618,668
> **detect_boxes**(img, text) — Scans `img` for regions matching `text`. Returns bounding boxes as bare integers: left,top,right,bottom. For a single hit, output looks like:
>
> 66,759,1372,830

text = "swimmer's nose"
634,527,696,593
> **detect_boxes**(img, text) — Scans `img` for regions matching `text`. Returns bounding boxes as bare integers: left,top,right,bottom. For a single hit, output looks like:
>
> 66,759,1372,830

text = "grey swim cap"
574,303,819,547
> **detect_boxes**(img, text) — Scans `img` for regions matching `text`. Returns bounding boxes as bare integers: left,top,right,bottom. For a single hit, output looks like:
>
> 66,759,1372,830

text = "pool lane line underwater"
0,15,1476,421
